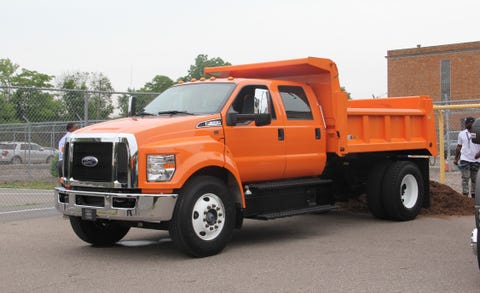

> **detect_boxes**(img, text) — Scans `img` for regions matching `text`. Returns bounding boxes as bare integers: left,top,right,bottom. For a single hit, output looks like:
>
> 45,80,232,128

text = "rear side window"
0,144,15,150
278,86,313,120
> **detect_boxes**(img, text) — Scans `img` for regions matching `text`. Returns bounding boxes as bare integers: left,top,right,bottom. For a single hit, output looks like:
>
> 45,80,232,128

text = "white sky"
2,0,479,98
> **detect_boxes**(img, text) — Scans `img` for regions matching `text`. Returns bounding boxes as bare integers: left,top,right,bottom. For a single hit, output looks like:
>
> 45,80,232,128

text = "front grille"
72,142,113,182
116,143,128,184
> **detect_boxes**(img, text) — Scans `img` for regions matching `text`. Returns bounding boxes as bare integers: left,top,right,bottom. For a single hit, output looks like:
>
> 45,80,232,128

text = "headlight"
147,155,176,182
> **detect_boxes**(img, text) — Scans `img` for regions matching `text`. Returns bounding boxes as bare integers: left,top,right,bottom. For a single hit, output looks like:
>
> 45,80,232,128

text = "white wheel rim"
400,174,418,209
191,193,225,241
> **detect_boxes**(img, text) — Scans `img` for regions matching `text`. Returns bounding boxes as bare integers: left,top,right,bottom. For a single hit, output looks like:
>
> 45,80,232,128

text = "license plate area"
82,208,97,221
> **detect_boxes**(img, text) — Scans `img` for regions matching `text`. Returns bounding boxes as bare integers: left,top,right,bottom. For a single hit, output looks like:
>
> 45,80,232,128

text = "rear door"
276,84,327,178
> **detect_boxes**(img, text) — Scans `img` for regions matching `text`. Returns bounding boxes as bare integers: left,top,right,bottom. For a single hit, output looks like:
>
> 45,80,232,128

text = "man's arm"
454,144,462,165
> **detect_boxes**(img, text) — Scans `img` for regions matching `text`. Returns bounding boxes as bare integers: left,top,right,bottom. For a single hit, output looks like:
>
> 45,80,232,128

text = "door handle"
315,128,321,140
278,128,285,141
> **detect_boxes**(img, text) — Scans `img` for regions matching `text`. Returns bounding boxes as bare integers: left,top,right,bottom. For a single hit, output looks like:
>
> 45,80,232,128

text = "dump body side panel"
346,96,438,156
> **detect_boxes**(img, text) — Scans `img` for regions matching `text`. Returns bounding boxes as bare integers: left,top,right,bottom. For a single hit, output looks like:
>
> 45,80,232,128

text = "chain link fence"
0,86,479,220
0,86,158,220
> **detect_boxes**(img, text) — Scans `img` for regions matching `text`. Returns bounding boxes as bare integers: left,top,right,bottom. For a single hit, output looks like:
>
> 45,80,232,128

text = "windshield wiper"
157,110,194,116
135,110,155,116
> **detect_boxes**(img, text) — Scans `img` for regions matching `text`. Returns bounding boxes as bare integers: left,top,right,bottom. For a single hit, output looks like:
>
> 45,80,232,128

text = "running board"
252,204,336,220
249,178,332,191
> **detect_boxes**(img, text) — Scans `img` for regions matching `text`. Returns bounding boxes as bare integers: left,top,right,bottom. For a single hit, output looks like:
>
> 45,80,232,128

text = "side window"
20,144,28,150
278,86,313,120
31,144,41,151
229,85,276,119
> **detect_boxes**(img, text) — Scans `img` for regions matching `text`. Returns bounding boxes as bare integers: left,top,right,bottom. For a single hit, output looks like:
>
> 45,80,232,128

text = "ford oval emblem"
81,156,99,167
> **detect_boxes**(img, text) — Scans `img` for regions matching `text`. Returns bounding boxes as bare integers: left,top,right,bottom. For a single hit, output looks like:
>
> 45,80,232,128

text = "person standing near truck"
57,122,78,180
453,117,480,198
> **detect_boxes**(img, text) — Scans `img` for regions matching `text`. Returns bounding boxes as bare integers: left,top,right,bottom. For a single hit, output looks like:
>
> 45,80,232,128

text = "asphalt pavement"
0,211,479,292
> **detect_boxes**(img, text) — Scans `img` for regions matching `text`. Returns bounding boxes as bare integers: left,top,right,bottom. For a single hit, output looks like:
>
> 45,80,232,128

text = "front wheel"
169,176,235,257
69,217,130,246
382,161,424,221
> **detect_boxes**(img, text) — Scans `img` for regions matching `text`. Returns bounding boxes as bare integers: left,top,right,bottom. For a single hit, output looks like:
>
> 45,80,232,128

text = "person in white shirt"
57,122,78,180
453,117,480,198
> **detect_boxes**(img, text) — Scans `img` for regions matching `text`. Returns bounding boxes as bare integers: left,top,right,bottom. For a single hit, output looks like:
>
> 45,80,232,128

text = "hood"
74,114,222,145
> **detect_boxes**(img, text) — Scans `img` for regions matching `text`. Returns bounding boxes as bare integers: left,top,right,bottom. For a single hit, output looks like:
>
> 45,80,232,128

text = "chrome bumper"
471,228,478,256
54,187,177,223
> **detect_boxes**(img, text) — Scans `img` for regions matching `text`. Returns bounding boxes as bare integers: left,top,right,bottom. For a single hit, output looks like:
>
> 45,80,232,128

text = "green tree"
57,72,115,120
117,75,173,117
88,72,114,120
341,86,352,100
58,72,88,120
0,59,20,122
179,54,231,81
9,68,60,122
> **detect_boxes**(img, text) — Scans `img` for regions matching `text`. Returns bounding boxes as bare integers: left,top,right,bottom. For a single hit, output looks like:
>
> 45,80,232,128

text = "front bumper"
54,187,177,223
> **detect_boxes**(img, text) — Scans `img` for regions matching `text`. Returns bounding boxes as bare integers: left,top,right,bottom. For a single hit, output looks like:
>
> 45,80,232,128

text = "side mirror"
254,113,271,126
226,113,271,126
128,96,136,117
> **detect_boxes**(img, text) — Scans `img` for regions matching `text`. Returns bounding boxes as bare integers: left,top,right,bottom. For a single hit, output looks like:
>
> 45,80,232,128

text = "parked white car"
0,141,57,164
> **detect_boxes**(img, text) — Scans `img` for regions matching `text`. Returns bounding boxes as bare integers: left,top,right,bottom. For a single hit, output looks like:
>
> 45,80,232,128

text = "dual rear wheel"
367,161,424,221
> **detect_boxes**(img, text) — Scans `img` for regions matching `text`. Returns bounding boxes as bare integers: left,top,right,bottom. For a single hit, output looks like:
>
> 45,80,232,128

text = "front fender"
137,136,244,206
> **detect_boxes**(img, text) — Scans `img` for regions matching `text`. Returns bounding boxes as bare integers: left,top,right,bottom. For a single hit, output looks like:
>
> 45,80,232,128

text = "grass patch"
0,180,58,190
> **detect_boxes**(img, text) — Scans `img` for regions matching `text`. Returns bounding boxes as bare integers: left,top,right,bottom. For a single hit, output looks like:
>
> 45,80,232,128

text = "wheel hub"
192,193,225,240
400,174,418,209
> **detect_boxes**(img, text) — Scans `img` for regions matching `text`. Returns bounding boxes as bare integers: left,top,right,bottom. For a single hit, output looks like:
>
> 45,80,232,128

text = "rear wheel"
11,156,22,164
382,161,424,221
169,176,235,257
477,232,480,270
366,161,390,220
69,217,130,246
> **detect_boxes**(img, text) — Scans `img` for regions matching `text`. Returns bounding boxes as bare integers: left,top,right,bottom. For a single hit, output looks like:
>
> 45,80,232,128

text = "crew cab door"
223,85,286,182
276,85,327,177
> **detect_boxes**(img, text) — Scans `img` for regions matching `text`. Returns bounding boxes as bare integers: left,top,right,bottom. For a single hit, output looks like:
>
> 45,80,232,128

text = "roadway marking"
0,207,55,215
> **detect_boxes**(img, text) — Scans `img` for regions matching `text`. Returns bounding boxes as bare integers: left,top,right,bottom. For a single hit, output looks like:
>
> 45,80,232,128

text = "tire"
366,161,390,220
11,156,22,164
69,217,130,246
477,230,480,269
46,156,53,164
169,176,235,257
382,161,424,221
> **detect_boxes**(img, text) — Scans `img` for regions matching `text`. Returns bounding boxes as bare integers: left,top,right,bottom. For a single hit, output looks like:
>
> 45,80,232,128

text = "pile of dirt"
423,180,475,216
340,181,475,216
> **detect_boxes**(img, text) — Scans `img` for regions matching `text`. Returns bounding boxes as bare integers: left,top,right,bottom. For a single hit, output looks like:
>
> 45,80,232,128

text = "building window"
440,59,451,102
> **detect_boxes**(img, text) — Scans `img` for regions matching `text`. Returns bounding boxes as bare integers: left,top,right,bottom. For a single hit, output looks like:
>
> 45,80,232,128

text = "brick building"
386,41,480,102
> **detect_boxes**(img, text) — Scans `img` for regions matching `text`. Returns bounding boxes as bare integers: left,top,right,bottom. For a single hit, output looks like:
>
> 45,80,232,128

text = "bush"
50,153,59,177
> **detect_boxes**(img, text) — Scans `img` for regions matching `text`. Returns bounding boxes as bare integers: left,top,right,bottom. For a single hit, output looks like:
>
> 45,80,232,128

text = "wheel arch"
188,166,243,206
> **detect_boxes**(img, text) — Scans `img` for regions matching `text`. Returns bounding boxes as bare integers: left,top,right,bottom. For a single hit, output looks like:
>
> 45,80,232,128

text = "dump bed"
347,96,437,156
205,57,437,157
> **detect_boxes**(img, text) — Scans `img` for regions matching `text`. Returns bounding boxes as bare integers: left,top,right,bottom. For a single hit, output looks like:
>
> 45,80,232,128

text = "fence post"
84,91,89,125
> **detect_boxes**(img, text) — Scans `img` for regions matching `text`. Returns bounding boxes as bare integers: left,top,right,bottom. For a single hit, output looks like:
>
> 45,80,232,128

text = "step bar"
252,204,336,220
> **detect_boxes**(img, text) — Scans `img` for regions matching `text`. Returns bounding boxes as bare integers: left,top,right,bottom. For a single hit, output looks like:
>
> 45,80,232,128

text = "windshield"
143,83,236,115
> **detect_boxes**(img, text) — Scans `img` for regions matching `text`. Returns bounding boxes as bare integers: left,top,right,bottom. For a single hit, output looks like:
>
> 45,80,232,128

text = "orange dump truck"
55,57,437,257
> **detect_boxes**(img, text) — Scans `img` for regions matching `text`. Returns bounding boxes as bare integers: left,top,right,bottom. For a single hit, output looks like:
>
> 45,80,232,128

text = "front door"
224,85,285,182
